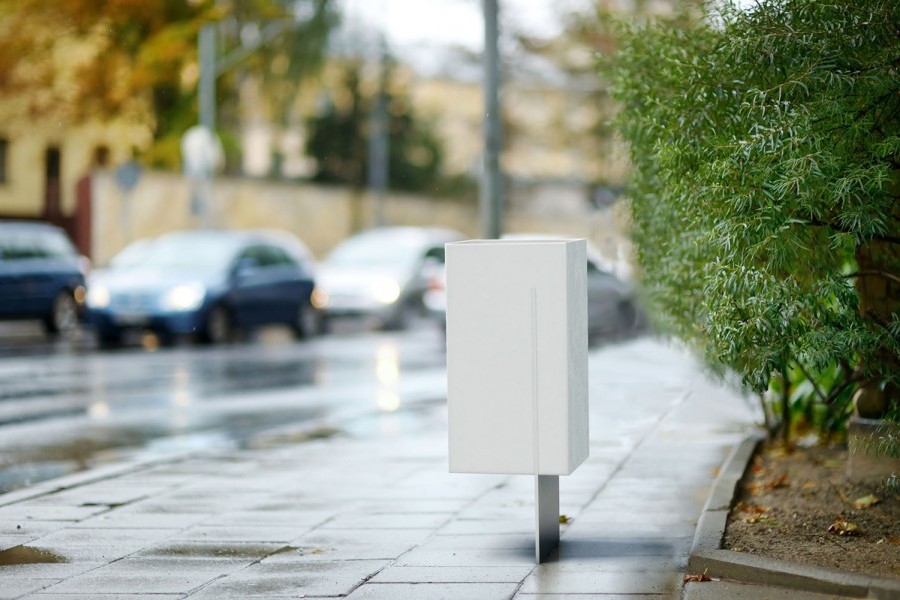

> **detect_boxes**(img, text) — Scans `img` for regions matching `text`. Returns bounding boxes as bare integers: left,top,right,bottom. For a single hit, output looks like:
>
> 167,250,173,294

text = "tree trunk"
854,237,900,417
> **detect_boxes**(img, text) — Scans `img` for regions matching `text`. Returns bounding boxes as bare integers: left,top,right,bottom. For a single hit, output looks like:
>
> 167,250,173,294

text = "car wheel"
382,300,416,331
97,329,123,349
45,290,79,336
293,303,320,339
318,314,332,335
617,301,638,337
204,305,233,344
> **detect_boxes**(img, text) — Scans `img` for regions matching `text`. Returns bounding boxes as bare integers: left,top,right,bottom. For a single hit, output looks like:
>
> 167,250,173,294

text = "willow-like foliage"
608,0,899,423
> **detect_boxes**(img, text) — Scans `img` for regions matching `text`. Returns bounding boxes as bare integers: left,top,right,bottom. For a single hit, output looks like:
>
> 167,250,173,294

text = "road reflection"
374,341,401,413
0,325,449,494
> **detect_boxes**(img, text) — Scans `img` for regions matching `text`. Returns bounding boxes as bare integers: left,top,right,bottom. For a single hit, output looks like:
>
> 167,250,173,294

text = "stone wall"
90,170,632,275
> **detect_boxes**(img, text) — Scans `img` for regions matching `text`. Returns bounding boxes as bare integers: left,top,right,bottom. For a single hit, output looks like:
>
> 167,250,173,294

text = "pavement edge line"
0,452,205,507
687,431,900,600
0,400,425,508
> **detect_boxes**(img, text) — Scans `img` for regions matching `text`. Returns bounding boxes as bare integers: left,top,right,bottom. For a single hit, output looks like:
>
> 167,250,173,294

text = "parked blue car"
86,229,317,346
0,221,88,336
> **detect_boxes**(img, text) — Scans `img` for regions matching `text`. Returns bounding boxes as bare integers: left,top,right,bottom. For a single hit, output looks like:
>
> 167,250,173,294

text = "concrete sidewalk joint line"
6,338,835,599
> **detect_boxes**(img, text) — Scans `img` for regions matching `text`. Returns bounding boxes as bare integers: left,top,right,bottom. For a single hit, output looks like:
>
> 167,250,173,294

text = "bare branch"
844,270,900,286
793,360,829,404
806,218,900,245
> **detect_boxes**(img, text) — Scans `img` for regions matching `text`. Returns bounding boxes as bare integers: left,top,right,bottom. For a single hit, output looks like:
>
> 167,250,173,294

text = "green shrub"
606,0,899,443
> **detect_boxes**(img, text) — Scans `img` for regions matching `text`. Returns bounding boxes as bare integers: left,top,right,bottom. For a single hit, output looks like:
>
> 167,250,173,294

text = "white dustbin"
446,238,589,561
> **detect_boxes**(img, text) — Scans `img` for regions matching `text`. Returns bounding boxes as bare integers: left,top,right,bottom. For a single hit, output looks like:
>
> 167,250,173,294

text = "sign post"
181,125,224,228
446,238,589,562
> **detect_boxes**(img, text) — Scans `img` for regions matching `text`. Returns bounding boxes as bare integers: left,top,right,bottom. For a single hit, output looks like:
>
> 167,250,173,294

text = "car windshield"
0,227,76,260
326,233,425,270
109,239,154,269
122,234,240,272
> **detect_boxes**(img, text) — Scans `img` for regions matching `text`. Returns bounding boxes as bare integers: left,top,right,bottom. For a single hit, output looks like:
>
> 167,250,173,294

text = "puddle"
0,460,80,496
244,425,342,450
148,543,283,559
0,546,67,566
0,408,325,494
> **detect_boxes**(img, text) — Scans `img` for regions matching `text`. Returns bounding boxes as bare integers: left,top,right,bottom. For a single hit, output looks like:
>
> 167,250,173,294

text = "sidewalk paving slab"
0,337,813,599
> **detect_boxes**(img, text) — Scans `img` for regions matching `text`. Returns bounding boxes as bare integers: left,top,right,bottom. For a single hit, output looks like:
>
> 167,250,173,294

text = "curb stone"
688,431,900,600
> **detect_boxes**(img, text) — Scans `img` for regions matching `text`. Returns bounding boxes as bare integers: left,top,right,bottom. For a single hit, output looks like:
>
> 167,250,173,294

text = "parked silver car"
312,226,465,331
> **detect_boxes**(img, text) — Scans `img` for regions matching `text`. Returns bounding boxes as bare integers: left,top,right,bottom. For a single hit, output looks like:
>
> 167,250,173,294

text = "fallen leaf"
827,517,863,536
684,570,711,583
559,515,573,524
852,494,881,509
744,514,765,524
768,446,792,459
886,535,900,544
750,456,765,475
765,474,790,490
802,482,817,490
737,503,770,523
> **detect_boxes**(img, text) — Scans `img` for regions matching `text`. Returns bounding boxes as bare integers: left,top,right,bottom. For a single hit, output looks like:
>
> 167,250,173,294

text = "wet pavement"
0,323,448,494
0,336,763,599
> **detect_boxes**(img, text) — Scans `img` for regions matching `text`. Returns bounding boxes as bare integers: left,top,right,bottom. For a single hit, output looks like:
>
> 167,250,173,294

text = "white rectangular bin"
446,239,589,476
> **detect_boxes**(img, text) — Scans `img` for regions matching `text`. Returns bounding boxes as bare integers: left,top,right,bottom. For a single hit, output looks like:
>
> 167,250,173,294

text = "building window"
0,138,8,184
93,145,110,168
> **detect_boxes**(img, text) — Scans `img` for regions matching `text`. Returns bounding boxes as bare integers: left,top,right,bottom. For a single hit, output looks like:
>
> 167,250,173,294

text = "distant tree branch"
865,309,900,340
844,270,900,286
826,375,861,406
806,218,900,245
793,360,829,404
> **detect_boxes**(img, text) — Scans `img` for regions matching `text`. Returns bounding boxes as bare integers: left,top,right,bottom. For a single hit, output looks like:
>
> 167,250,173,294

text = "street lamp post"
367,34,390,228
199,24,217,133
481,0,503,239
192,19,295,227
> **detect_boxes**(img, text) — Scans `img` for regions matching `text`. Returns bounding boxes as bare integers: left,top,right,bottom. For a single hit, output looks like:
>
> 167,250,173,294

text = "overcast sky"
343,0,591,51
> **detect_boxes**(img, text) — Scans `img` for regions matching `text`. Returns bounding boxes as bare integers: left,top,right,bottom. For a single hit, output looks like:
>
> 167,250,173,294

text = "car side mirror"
234,257,259,278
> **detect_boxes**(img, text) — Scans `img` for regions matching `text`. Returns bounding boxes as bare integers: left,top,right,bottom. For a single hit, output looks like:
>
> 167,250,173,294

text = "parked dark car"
86,229,317,346
311,226,465,331
0,221,88,336
425,234,639,342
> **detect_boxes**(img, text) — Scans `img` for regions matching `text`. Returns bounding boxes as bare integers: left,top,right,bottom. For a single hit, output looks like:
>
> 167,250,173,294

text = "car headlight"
162,283,206,312
86,285,110,309
369,278,401,305
311,286,329,309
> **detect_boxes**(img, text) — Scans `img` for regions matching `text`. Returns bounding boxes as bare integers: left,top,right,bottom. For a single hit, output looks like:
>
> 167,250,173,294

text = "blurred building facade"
88,168,631,280
0,121,151,255
2,2,642,275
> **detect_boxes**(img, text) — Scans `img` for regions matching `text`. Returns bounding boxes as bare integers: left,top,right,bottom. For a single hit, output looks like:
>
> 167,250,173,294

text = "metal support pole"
481,0,503,239
536,475,560,562
199,24,217,132
197,23,217,228
367,35,389,228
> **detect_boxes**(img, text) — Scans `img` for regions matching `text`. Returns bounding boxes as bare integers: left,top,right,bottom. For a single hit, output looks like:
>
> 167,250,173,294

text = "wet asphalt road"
0,320,450,495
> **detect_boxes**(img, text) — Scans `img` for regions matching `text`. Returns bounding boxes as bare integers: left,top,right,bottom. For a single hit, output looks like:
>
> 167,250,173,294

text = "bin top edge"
447,238,585,246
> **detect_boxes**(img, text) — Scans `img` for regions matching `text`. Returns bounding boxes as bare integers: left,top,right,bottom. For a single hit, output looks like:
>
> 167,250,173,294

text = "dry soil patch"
724,442,899,579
